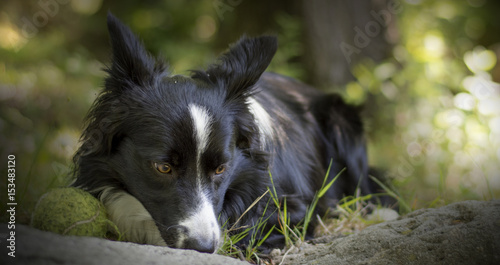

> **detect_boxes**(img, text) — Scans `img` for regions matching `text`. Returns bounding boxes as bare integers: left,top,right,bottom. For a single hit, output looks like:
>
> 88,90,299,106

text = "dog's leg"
99,187,167,246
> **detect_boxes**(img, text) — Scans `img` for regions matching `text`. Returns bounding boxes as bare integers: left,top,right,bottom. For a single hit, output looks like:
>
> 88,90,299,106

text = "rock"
279,200,500,265
1,200,499,265
0,225,247,265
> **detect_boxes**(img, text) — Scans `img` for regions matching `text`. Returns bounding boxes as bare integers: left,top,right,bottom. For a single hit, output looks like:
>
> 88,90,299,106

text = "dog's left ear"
106,12,167,88
205,36,277,98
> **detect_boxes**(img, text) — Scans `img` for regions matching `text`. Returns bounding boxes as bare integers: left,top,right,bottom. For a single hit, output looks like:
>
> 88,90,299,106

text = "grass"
217,162,394,263
268,162,347,246
217,190,276,260
301,163,344,241
216,160,476,264
370,176,411,214
315,191,383,236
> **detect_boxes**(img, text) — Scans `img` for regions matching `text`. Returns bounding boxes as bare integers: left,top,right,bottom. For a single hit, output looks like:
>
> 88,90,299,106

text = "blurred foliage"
0,0,499,224
345,0,500,207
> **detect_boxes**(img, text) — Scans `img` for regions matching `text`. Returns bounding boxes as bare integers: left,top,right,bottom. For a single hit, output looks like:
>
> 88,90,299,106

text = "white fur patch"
189,104,212,155
247,97,273,148
99,187,166,246
178,191,220,252
189,104,212,178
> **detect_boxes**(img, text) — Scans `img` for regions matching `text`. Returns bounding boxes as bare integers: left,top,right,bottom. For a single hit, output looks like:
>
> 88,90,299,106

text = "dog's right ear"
106,12,167,89
199,36,277,100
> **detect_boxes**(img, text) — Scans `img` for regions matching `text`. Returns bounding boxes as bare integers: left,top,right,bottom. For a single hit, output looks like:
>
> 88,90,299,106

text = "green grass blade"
257,225,275,247
339,194,372,209
370,176,411,213
318,167,346,198
320,159,334,188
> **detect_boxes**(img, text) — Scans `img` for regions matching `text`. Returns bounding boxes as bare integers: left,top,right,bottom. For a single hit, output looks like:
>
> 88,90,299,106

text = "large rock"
280,200,500,265
0,225,247,265
1,200,499,265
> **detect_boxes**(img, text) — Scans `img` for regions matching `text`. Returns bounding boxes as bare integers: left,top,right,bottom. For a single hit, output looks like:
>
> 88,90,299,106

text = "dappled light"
343,0,500,205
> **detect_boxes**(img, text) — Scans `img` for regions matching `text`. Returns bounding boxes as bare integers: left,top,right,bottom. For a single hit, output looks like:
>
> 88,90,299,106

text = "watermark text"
6,155,16,258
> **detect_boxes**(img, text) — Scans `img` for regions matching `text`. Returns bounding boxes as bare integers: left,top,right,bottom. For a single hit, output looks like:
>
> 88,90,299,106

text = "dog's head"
73,13,277,253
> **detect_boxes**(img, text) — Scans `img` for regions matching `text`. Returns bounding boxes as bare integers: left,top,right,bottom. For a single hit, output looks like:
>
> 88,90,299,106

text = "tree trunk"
302,0,394,90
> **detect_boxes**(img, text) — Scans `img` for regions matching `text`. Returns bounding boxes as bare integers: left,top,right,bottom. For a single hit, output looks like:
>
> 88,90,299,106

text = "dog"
72,13,393,253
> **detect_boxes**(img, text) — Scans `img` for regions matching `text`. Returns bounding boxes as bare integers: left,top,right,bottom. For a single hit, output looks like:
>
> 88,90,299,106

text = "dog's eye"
215,165,226,175
154,162,172,174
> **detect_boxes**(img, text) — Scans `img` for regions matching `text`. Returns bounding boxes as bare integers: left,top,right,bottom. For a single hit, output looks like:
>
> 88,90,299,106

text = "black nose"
184,236,218,253
161,225,220,253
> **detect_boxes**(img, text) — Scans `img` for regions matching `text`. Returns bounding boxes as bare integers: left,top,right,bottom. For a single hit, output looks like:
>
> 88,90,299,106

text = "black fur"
72,13,393,253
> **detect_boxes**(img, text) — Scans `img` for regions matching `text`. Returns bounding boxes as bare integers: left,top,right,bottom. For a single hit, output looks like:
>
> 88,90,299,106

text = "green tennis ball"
31,187,108,238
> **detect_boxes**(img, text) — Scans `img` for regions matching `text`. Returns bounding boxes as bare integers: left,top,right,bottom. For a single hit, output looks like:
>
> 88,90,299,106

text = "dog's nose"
184,236,218,253
174,196,221,253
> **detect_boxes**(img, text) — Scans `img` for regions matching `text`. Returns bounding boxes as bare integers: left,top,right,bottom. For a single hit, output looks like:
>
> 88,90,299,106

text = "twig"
316,214,330,235
279,246,295,265
229,190,270,231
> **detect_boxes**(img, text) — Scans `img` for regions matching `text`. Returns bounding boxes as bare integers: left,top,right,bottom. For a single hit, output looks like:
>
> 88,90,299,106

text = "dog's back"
237,73,391,244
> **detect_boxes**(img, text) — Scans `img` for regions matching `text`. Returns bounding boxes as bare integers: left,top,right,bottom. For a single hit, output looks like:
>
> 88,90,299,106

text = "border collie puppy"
72,13,391,253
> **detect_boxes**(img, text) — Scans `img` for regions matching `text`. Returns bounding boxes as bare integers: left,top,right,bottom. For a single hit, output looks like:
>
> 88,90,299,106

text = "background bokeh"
1,0,499,223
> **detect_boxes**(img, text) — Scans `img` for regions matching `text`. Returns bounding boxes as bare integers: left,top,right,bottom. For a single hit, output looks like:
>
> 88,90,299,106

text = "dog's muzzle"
174,225,219,253
169,196,221,253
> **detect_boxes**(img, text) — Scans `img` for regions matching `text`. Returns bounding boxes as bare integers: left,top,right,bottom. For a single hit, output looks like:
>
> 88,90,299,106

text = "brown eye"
215,165,226,175
154,162,172,174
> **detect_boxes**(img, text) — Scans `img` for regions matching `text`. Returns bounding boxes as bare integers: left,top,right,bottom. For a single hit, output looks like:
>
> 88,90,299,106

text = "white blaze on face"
189,104,212,175
184,104,220,251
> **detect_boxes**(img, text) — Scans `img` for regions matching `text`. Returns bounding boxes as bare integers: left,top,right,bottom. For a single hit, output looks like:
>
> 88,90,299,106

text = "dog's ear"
106,12,167,88
205,36,277,99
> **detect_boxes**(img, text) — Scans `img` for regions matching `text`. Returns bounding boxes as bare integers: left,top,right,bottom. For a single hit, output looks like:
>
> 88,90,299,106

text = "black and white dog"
72,13,392,253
